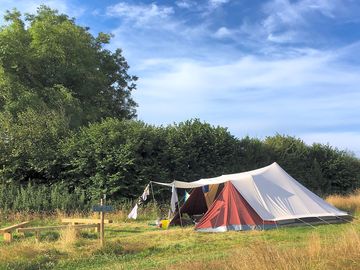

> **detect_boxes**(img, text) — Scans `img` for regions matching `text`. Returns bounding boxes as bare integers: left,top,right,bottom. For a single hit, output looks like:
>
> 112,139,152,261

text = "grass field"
0,192,359,270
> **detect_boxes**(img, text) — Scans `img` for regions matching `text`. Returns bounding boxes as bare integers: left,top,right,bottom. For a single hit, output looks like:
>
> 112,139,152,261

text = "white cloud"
106,2,174,27
176,0,194,9
267,31,299,43
261,0,358,42
213,26,233,39
263,0,338,31
209,0,230,9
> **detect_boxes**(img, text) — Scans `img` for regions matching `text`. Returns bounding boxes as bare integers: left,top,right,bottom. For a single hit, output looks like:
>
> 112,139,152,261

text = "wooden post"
35,231,40,243
3,232,12,243
95,223,100,233
100,198,105,247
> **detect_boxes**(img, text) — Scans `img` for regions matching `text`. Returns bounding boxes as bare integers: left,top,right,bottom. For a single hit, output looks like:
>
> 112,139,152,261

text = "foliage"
0,6,137,186
164,120,241,180
0,6,137,125
1,116,360,206
0,107,70,184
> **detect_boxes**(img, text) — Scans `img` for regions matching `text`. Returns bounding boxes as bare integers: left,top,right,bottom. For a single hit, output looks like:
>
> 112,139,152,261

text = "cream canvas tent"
154,162,349,232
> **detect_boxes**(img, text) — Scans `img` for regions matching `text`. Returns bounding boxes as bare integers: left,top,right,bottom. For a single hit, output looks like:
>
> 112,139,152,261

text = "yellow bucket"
160,219,170,229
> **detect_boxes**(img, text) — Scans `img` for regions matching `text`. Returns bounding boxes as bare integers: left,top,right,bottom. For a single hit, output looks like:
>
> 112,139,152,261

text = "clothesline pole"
177,187,183,228
149,181,160,218
175,189,183,228
150,182,156,204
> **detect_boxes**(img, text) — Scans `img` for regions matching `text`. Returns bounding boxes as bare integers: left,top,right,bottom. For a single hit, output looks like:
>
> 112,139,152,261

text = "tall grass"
0,182,167,222
170,227,360,270
326,189,360,213
0,182,92,214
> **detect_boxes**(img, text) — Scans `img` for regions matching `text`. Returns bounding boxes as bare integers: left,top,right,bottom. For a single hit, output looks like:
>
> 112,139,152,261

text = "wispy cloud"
175,0,195,9
263,0,340,32
261,0,360,44
106,2,174,28
209,0,230,9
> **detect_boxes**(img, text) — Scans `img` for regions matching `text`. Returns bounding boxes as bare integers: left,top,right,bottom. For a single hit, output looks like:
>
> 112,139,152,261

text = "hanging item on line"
170,184,178,213
128,183,153,219
142,184,150,201
128,203,138,219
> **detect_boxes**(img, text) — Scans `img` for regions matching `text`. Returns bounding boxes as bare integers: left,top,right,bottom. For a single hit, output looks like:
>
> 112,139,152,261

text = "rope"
335,215,353,223
316,216,332,225
296,218,317,229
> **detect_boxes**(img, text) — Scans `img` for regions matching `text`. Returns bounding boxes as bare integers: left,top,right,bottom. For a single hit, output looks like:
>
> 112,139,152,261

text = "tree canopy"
0,6,137,127
0,6,137,184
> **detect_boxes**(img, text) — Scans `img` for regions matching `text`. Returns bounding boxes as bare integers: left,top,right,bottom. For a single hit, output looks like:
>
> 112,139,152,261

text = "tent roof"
153,162,348,221
153,162,273,188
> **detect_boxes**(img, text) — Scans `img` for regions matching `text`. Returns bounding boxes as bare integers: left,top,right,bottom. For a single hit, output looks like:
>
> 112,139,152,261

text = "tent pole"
177,188,183,228
150,182,156,204
275,221,278,230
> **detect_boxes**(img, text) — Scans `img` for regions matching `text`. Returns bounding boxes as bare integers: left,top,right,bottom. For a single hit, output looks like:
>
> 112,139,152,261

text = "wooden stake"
100,198,105,247
35,231,40,243
3,232,12,243
95,223,100,233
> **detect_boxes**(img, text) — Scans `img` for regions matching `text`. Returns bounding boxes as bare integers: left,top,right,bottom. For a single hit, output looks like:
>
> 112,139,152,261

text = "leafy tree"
0,107,69,184
237,136,273,171
264,134,310,182
0,6,137,126
164,119,241,181
0,6,137,185
60,119,167,199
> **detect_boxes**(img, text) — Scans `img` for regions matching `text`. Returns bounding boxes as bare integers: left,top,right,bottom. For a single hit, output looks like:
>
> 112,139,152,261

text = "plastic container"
160,219,170,229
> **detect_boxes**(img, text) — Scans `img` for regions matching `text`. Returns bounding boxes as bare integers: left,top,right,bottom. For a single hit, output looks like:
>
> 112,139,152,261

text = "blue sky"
1,0,360,156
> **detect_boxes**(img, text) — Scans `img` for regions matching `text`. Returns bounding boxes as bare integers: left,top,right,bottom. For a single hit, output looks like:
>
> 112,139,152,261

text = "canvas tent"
154,162,349,232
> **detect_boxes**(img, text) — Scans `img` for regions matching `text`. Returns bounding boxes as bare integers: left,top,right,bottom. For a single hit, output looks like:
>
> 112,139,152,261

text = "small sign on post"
92,205,114,212
93,197,113,247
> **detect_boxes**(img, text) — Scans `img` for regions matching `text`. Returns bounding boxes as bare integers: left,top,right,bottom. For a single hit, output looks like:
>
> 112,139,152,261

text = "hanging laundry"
170,184,178,213
128,203,138,219
141,184,150,201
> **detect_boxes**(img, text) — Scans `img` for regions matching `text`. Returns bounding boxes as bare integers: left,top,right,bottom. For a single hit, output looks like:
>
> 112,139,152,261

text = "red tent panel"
195,182,276,232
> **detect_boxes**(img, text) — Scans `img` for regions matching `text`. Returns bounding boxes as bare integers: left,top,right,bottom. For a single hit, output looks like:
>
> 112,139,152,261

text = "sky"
1,0,360,156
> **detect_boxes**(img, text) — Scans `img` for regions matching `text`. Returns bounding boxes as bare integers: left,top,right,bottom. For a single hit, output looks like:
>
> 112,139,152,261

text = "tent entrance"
170,183,224,226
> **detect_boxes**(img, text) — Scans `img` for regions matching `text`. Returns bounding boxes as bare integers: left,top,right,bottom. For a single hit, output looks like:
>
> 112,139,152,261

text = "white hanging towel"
141,184,150,201
170,184,178,213
128,203,139,219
